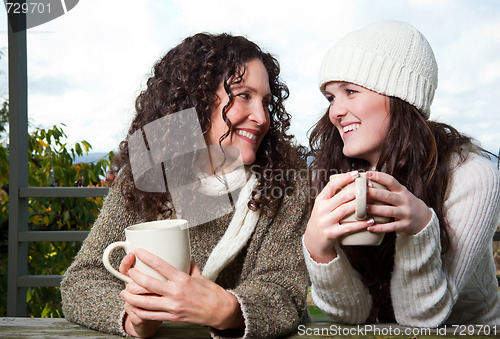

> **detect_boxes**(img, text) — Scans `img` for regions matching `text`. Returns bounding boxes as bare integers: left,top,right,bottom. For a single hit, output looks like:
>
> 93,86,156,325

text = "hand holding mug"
363,171,432,236
119,249,244,331
103,219,191,283
304,171,373,263
330,172,391,246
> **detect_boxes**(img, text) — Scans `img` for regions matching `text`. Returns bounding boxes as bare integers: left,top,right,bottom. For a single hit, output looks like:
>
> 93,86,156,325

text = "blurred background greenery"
0,100,113,317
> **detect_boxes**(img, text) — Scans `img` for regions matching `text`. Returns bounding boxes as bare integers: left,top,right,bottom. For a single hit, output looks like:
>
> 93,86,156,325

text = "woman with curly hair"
303,20,500,327
61,33,310,338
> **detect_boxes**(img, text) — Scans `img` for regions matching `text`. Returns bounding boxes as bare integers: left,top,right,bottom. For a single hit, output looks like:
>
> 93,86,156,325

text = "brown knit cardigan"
60,170,310,338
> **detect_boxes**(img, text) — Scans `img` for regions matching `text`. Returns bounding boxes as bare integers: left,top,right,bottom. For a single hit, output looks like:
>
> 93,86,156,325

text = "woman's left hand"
364,171,432,236
120,248,244,331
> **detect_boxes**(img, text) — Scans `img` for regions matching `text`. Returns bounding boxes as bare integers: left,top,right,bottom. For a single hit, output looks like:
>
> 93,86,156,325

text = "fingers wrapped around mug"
128,248,188,291
365,171,433,235
121,249,243,329
118,252,136,282
304,171,376,262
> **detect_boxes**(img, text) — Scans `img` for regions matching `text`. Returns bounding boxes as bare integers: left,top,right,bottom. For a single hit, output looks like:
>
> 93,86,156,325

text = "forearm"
61,176,143,335
61,264,128,336
303,239,372,324
215,292,245,331
392,155,500,327
220,282,305,339
391,211,453,327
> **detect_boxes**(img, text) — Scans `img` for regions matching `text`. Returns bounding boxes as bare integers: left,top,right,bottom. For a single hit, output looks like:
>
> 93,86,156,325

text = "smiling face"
325,81,391,167
207,59,271,166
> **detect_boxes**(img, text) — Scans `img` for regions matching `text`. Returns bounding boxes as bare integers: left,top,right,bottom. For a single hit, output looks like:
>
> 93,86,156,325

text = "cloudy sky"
0,0,499,158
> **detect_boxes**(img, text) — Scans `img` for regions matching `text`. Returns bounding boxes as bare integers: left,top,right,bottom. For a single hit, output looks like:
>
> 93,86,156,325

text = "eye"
345,89,357,95
237,92,250,100
325,95,335,103
263,96,273,110
263,100,272,112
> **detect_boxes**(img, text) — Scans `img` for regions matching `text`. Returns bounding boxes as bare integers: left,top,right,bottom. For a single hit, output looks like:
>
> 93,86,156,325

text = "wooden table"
0,317,498,338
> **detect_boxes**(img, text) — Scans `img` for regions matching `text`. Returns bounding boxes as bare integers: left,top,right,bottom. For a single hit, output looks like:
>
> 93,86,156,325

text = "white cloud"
408,0,453,8
4,0,164,150
479,62,500,85
428,3,500,153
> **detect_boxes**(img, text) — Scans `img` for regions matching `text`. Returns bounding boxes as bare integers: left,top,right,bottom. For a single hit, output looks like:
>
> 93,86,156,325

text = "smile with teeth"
343,124,360,133
235,129,257,141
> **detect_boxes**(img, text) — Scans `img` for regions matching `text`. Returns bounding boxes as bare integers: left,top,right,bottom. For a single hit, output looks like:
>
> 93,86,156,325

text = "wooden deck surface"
0,317,498,338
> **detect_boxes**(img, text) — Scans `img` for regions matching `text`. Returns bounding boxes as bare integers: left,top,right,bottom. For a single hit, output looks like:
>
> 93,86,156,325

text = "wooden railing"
8,188,108,315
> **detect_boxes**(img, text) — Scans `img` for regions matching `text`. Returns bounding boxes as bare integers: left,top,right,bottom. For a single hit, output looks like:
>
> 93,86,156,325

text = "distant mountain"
74,152,111,164
485,151,500,169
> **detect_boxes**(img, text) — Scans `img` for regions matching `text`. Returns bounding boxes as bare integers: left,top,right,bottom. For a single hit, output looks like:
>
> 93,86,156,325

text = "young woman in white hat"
304,20,500,327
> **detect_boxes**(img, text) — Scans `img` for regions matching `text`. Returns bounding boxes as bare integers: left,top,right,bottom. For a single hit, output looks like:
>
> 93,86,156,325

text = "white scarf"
198,168,261,281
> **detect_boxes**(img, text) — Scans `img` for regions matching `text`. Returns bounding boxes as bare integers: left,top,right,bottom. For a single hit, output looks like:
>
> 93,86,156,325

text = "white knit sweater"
304,152,500,327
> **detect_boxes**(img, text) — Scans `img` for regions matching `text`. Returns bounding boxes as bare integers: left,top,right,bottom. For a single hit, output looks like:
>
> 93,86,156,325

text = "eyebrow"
231,84,272,98
324,82,352,94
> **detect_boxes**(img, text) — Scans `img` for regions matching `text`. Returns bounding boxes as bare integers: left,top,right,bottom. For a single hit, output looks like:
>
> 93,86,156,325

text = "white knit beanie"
319,20,438,118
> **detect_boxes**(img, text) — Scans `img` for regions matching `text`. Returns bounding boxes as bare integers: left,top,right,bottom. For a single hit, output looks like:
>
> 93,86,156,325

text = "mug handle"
355,176,367,220
102,242,133,284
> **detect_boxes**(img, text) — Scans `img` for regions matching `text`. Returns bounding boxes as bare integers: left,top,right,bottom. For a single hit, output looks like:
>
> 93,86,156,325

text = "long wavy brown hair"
309,96,488,322
109,33,304,221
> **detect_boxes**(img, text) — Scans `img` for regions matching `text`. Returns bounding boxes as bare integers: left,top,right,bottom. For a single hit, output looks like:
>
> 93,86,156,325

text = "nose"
329,98,348,123
249,102,269,126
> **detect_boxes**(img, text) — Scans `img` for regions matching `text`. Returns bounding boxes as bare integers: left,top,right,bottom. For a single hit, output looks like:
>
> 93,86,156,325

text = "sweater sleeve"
303,239,373,324
212,174,310,339
60,175,143,336
391,153,500,327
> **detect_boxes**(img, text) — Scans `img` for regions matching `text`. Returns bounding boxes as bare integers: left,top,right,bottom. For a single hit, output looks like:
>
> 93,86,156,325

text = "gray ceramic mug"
330,173,391,246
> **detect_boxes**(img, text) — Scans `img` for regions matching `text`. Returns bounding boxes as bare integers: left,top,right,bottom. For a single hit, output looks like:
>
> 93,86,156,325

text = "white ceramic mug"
330,172,391,246
102,219,191,283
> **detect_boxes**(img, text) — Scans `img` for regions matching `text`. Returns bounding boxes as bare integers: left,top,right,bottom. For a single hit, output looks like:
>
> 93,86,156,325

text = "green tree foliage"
0,101,8,136
0,106,114,317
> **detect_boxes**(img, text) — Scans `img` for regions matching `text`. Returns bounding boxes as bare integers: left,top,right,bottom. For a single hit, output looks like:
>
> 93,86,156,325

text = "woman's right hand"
303,171,374,263
119,253,162,338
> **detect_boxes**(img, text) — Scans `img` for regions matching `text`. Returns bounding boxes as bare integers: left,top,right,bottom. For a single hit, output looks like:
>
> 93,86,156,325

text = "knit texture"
60,168,311,338
303,241,373,324
304,152,500,326
202,171,260,282
319,20,438,118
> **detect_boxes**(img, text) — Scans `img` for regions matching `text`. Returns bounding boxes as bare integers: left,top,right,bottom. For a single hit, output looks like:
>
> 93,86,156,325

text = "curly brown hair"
109,32,305,221
308,96,489,322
